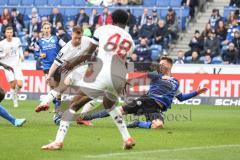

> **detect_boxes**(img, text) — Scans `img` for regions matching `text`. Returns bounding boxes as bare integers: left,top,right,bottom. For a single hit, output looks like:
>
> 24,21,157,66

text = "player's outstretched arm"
176,87,208,102
60,43,97,73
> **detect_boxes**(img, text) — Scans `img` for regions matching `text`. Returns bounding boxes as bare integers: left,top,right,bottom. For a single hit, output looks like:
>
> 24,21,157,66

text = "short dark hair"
0,88,5,103
160,56,173,65
112,9,129,25
72,26,83,34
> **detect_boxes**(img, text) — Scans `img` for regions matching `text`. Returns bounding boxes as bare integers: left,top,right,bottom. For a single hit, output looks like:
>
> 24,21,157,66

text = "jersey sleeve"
54,44,68,66
175,90,198,102
147,71,162,80
91,27,100,45
58,38,67,47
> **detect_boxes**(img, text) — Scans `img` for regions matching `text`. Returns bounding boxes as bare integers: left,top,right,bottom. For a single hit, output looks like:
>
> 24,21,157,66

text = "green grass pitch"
0,100,240,160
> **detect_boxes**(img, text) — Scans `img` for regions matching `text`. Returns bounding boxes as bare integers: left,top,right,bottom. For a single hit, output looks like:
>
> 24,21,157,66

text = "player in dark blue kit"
0,61,26,126
35,22,66,112
80,56,207,129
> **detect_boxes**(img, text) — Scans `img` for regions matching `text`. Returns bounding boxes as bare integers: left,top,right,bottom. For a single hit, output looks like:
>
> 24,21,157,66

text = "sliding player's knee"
151,119,164,129
0,88,5,102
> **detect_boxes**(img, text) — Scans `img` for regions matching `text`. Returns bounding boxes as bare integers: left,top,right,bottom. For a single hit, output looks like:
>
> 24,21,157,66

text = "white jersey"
54,36,92,66
91,25,135,63
73,25,135,99
0,37,23,67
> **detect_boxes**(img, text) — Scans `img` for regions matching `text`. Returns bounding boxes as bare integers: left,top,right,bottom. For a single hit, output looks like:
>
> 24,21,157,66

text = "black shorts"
122,95,166,115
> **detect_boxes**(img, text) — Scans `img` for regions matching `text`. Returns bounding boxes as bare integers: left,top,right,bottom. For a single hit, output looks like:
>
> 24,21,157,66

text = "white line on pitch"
85,144,240,159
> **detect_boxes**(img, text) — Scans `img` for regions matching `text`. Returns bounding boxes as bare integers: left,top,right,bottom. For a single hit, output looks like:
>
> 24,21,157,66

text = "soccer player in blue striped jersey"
80,56,207,129
35,22,66,111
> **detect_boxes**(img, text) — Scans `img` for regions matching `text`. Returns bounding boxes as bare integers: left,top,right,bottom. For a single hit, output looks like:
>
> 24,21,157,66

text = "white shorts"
69,57,127,101
4,67,23,82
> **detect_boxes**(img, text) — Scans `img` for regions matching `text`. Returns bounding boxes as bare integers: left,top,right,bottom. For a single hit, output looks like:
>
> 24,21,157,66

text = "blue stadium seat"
95,7,104,14
132,8,143,17
160,9,168,18
48,0,61,6
85,8,92,15
34,0,48,6
223,6,237,18
156,0,170,7
24,7,33,15
59,8,65,14
199,56,205,62
65,8,78,16
150,44,162,61
174,8,181,17
185,56,192,62
170,0,181,7
61,0,74,6
0,0,8,6
144,0,156,6
183,7,190,17
22,0,34,6
8,0,20,5
38,8,52,16
212,56,223,64
74,0,86,6
16,7,25,14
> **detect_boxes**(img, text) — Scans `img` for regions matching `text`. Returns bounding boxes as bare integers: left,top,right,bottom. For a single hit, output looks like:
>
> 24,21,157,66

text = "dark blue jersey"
147,72,179,109
35,36,61,70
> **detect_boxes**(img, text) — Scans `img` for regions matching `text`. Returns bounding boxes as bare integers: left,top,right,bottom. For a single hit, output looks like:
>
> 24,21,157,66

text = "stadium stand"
1,0,238,70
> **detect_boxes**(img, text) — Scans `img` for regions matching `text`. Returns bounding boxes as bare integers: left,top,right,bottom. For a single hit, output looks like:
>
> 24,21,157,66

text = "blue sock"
138,121,152,129
53,98,61,110
0,104,16,125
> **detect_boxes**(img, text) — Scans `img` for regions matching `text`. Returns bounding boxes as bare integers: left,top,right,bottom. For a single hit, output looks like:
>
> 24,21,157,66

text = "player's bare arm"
60,43,97,73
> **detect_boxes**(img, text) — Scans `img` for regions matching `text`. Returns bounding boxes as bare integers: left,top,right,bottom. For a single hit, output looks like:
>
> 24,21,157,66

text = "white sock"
55,108,76,143
40,90,59,106
10,88,15,96
108,107,131,141
55,120,70,143
15,85,20,91
10,88,17,100
81,100,98,114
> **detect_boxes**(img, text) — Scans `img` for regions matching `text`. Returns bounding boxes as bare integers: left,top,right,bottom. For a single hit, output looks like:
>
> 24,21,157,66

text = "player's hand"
20,56,24,62
40,53,46,59
197,87,208,95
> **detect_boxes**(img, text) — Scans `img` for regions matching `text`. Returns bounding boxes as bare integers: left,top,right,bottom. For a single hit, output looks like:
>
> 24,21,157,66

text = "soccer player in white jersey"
0,27,24,107
42,9,135,150
35,26,96,126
